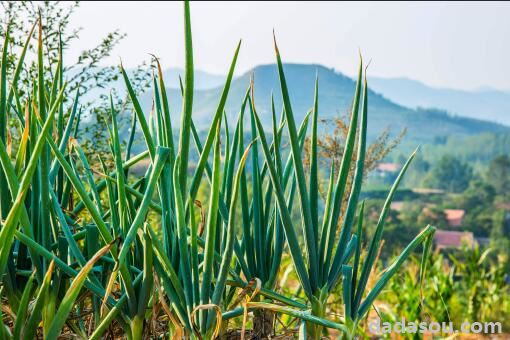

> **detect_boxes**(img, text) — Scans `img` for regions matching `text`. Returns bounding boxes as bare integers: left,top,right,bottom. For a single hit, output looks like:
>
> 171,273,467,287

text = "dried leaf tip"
272,29,279,54
365,58,372,76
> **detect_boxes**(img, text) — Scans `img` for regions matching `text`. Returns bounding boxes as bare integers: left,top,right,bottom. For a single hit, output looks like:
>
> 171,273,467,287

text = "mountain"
162,68,224,90
369,77,510,126
140,64,508,144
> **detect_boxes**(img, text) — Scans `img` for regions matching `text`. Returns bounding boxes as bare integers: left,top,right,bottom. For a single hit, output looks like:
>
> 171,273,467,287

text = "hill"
162,68,225,90
369,77,510,126
140,64,508,144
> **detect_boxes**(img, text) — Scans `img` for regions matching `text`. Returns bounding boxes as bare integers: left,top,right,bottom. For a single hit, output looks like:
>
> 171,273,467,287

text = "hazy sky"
67,1,510,91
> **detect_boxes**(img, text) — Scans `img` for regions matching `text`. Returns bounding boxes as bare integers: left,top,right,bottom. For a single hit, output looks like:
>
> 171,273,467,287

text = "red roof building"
434,230,474,250
444,209,465,227
376,163,401,173
390,201,404,212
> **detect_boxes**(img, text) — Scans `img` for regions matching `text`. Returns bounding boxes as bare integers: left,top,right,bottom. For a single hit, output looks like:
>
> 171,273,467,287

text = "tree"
424,155,473,193
417,205,448,229
400,153,430,188
457,179,496,211
303,117,406,199
0,2,126,102
487,154,510,197
490,209,510,272
0,1,151,165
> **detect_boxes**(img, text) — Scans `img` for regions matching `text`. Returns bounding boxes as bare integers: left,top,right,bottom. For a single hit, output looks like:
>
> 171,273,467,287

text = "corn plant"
381,252,455,337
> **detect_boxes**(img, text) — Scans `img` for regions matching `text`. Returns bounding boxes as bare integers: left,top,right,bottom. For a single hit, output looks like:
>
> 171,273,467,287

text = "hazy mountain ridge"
139,63,508,144
369,77,510,126
161,68,225,90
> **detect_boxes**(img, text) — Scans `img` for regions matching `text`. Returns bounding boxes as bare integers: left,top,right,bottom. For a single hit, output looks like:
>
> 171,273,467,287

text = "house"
434,230,474,250
444,209,465,227
390,201,404,212
411,188,445,195
495,202,510,211
376,163,400,173
374,163,401,178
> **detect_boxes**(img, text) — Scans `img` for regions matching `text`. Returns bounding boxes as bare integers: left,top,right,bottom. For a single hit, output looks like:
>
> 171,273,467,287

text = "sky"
66,1,510,91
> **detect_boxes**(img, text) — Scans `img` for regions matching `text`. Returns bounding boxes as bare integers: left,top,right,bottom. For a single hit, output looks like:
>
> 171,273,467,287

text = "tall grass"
0,1,435,339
